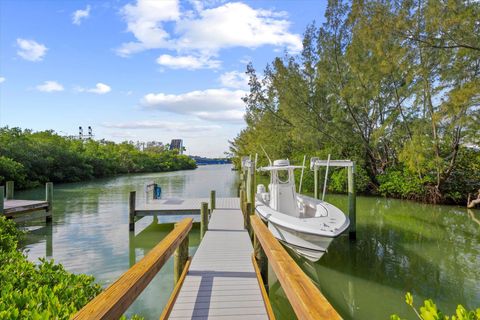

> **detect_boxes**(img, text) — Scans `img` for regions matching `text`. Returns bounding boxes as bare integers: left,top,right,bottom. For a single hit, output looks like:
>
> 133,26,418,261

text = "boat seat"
315,204,328,217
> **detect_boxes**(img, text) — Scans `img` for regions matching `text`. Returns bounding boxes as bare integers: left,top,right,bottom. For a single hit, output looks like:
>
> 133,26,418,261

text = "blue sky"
0,0,326,157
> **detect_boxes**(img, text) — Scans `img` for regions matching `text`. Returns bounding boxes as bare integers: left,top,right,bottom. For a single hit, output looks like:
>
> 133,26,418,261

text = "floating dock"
135,197,239,217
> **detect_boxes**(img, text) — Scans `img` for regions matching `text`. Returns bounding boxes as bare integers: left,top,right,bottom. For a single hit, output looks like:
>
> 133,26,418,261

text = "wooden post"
6,181,14,200
245,202,252,237
210,190,216,211
250,161,256,214
200,202,208,240
129,191,136,231
174,224,189,284
46,222,53,258
254,219,268,292
129,230,136,267
246,166,252,203
314,166,319,199
45,182,53,222
0,186,4,214
240,189,246,228
348,163,356,240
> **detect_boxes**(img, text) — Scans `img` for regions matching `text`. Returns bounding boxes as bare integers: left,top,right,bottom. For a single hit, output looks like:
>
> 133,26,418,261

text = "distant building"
170,139,184,154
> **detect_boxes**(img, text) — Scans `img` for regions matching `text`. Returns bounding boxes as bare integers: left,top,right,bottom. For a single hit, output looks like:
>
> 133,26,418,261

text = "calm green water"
16,165,479,319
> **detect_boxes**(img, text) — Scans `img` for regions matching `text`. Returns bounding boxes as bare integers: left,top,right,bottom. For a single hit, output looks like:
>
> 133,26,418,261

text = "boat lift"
310,157,356,240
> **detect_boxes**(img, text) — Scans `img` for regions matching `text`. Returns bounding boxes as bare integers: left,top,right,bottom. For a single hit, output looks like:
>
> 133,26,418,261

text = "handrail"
159,257,192,320
73,218,193,320
251,216,341,320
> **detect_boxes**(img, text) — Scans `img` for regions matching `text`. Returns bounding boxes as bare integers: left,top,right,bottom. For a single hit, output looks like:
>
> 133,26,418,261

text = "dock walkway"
135,197,239,217
168,208,268,319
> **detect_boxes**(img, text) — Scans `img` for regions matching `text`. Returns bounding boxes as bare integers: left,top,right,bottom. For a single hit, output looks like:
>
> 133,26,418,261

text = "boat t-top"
254,159,349,261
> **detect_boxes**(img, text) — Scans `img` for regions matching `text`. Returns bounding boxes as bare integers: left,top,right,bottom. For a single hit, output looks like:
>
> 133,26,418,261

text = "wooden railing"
73,218,192,320
251,215,341,320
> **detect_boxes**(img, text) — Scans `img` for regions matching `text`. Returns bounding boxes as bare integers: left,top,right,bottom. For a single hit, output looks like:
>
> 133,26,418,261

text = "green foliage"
391,292,480,320
0,216,102,319
0,127,197,189
231,0,480,204
0,156,26,186
377,168,435,201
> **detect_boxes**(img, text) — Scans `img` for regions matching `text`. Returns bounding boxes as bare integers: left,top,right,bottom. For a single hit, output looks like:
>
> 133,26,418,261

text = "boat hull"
255,193,349,261
268,222,332,261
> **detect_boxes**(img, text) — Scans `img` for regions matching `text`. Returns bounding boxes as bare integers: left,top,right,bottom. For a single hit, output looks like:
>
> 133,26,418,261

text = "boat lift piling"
311,158,357,240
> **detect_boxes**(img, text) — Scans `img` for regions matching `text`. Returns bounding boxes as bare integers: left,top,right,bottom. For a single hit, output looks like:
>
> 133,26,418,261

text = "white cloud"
102,120,220,132
16,38,47,62
0,77,5,84
36,81,64,92
175,2,302,54
156,54,220,70
142,88,247,122
77,82,111,94
117,0,180,57
72,5,91,25
117,0,301,64
219,71,249,89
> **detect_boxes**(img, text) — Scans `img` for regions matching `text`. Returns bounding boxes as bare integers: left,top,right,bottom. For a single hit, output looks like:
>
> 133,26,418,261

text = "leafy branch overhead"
231,0,480,204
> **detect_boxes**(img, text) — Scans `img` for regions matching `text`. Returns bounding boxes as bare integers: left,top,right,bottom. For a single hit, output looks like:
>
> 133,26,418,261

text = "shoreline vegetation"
230,0,479,205
0,127,197,190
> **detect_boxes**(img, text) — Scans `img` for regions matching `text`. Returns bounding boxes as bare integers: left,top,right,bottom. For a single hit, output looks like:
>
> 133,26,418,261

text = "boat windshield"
277,170,290,184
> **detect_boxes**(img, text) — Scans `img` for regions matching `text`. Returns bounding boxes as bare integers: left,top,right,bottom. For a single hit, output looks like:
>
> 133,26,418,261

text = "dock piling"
210,190,216,211
240,189,246,228
200,202,208,239
245,202,252,237
254,219,268,292
45,182,53,222
249,160,256,209
348,164,356,240
0,186,4,214
153,183,158,200
129,191,136,231
174,225,189,284
6,181,14,200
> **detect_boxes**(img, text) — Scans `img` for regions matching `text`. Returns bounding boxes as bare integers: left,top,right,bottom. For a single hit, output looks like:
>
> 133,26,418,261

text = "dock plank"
168,208,268,319
3,199,49,216
135,198,239,216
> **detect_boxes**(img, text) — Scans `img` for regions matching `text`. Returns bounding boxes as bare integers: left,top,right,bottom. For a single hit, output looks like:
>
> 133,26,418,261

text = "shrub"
0,217,101,319
391,292,480,320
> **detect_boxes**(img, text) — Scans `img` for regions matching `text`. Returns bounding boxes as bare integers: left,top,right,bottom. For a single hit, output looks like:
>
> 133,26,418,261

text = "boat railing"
72,217,192,320
251,215,342,320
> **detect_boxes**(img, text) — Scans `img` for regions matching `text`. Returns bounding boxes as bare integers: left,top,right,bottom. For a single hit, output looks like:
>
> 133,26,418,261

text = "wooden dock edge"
73,218,193,320
251,254,276,320
251,215,341,320
159,257,192,320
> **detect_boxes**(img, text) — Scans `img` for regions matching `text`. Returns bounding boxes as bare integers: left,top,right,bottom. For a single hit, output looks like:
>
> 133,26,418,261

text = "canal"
16,164,480,319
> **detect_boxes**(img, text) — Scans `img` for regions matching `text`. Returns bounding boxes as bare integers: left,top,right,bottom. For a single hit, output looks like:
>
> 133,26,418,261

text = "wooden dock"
1,182,53,223
166,208,269,319
129,192,239,231
135,197,240,217
75,183,341,319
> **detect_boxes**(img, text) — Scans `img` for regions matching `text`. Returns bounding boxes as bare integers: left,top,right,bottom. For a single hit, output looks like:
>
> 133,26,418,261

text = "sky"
0,0,326,157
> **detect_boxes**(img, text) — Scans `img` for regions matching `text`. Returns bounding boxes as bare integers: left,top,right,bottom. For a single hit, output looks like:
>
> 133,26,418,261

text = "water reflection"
16,164,236,320
13,165,480,319
270,195,480,319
